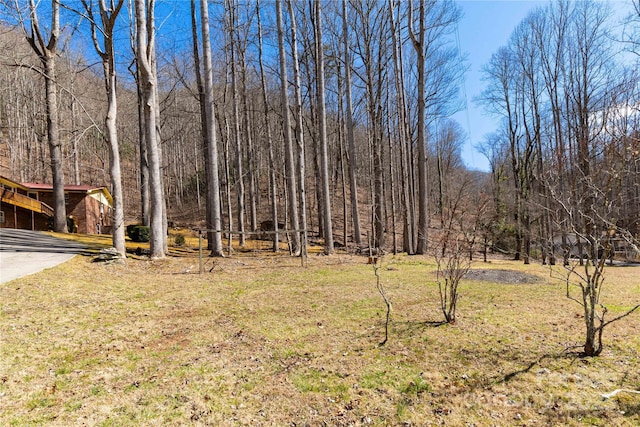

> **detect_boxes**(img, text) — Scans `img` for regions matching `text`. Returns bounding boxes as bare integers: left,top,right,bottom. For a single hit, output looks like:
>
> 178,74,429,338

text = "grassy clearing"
1,238,639,426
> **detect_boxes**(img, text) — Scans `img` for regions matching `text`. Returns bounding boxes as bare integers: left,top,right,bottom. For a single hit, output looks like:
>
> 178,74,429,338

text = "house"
0,175,112,234
0,175,53,231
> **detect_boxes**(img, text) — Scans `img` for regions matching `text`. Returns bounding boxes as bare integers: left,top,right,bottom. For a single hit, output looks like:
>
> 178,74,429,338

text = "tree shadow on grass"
355,320,448,349
500,354,553,383
492,350,581,385
393,320,448,335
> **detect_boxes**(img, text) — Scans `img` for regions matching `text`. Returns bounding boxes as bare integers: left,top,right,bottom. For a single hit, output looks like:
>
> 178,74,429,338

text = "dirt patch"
465,269,542,284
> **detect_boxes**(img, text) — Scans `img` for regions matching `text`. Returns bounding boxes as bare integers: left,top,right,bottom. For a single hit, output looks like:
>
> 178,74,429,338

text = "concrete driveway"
0,229,87,283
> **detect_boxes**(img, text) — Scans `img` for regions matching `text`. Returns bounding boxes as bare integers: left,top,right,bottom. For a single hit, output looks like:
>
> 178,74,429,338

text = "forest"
0,0,639,264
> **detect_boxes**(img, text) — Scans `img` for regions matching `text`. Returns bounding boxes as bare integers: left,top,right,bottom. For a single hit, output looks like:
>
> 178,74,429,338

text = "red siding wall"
13,191,110,234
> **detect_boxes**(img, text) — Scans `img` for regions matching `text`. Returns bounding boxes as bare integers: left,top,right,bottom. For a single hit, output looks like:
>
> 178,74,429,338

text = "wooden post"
199,230,203,274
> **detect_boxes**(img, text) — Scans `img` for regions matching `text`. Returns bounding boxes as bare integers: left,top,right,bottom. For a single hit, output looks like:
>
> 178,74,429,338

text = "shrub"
126,224,137,237
127,224,150,243
174,234,186,247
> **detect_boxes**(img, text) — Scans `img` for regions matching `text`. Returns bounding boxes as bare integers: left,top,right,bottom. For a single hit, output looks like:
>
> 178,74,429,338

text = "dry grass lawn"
1,234,639,426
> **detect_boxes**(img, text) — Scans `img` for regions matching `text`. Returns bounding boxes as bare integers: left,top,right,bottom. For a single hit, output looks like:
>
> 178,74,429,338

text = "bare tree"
433,173,472,324
432,119,465,228
533,1,572,265
553,1,638,355
275,0,300,255
341,0,362,246
256,0,279,252
479,46,525,261
63,52,81,186
624,0,640,55
197,0,223,256
129,46,149,227
407,0,463,254
18,0,67,232
0,29,48,182
549,172,640,357
314,0,333,254
133,0,165,258
82,0,126,256
286,0,308,257
388,0,415,254
235,3,258,234
511,16,542,265
226,0,246,247
565,1,614,264
189,0,206,212
435,236,470,324
372,254,391,346
351,0,389,251
407,0,428,254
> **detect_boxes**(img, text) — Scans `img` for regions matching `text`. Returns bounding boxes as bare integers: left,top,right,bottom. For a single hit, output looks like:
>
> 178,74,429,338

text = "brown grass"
1,238,639,426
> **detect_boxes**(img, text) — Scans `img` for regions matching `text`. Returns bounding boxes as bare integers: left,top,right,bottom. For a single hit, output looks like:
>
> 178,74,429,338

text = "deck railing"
0,188,54,217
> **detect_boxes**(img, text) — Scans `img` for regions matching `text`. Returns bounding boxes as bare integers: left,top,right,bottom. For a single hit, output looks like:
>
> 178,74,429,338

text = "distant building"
0,175,112,234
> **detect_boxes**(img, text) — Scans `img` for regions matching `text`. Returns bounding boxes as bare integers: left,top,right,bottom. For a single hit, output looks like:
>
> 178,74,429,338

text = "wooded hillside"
0,0,638,263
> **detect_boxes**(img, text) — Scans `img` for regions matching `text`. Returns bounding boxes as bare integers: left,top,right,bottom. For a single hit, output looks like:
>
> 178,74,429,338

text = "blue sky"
454,0,546,172
454,0,636,172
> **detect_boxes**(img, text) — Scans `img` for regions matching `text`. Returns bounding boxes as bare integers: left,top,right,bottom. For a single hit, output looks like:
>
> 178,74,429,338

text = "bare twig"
373,257,391,346
369,233,391,346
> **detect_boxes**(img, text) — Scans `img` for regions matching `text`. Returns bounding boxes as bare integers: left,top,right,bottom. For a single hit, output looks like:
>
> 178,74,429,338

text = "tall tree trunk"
336,60,348,247
389,0,414,254
409,0,429,254
287,0,308,257
134,65,150,226
257,0,279,251
44,58,67,233
105,68,125,254
190,0,207,234
340,125,348,248
387,115,398,255
372,117,384,249
341,0,362,246
69,77,81,185
276,0,301,254
149,47,167,253
190,0,207,226
128,0,148,227
199,0,224,256
240,43,257,233
83,0,127,256
220,111,234,253
23,0,67,233
228,0,246,247
134,0,164,258
314,0,333,254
